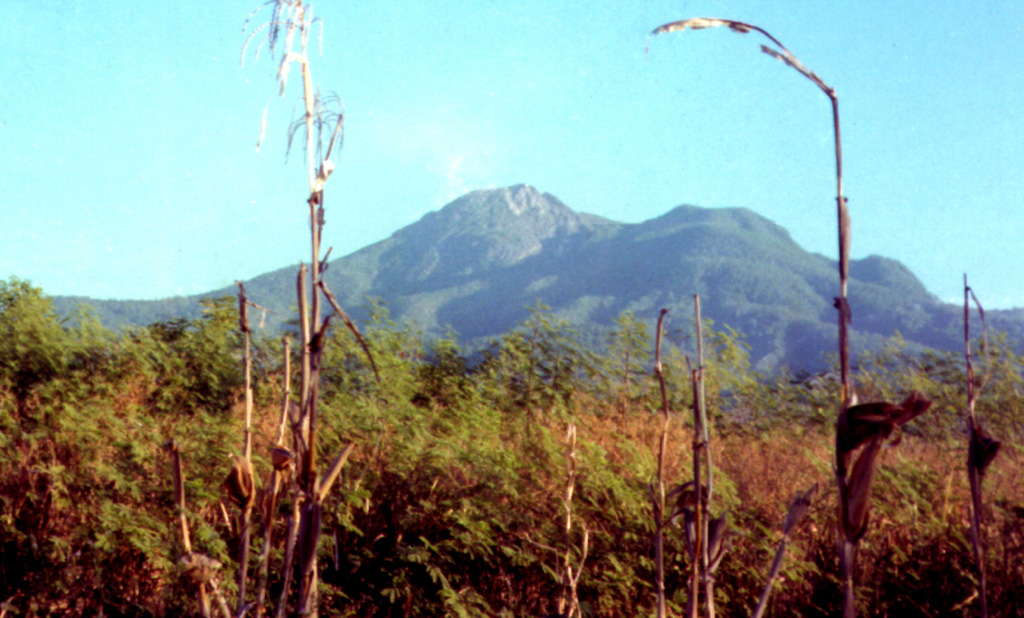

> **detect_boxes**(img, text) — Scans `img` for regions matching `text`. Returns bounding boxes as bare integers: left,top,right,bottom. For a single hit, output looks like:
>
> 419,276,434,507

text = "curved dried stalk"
963,276,1001,618
166,441,231,618
652,308,671,618
648,16,848,401
648,17,854,615
232,283,258,610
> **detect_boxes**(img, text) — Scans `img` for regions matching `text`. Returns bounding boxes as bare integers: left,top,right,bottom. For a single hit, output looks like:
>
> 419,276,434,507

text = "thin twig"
319,279,381,385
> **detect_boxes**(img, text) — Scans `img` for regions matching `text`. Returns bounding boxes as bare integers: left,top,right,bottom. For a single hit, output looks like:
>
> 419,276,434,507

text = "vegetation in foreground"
1,278,1023,617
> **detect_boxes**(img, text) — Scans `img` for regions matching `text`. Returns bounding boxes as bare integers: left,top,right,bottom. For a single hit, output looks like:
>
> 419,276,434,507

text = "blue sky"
3,1,1023,309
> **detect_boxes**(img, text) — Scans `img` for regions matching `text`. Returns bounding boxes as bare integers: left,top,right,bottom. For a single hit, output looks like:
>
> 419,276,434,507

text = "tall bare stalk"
242,3,365,615
557,423,588,618
651,308,671,618
963,275,1001,618
234,283,257,611
685,365,702,618
254,338,293,617
647,18,854,615
693,295,714,618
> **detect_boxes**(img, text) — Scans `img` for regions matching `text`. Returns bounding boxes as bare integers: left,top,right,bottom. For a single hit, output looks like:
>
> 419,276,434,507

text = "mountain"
51,184,1024,371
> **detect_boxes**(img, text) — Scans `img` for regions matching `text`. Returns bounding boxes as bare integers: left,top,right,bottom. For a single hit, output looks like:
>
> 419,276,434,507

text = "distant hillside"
52,185,1024,371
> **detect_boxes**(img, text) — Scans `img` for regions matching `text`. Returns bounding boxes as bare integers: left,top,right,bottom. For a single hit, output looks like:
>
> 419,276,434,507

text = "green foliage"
142,296,246,414
0,278,72,396
0,281,241,616
478,301,598,415
416,333,475,408
3,280,1024,617
603,310,652,411
856,332,1024,443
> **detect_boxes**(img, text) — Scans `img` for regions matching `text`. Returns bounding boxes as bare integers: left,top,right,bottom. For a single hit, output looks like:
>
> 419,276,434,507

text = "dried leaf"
224,456,256,509
648,15,835,98
237,283,250,333
271,447,294,471
651,17,755,37
319,280,382,386
837,392,932,464
667,480,708,517
760,44,800,72
844,436,884,543
707,512,730,572
890,391,932,426
836,401,892,474
969,425,1001,476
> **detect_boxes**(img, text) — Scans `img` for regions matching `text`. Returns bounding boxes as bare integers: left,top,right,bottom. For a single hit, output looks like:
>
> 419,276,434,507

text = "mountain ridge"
50,185,1021,371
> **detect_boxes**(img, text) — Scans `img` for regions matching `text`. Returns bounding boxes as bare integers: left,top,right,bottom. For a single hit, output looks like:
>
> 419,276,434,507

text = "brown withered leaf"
836,391,932,475
271,447,294,471
707,512,730,572
844,435,884,543
651,17,755,36
760,45,800,72
648,16,835,98
224,456,255,509
889,391,932,426
969,425,1001,476
667,480,708,520
237,282,250,334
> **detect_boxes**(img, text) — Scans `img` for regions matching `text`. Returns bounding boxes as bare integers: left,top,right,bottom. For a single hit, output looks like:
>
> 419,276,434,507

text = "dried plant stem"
297,265,311,445
275,338,292,446
825,49,855,618
964,275,996,618
694,296,710,505
169,441,192,556
275,496,302,618
686,366,703,618
652,308,670,618
239,284,254,461
557,423,587,618
168,441,207,615
253,473,282,618
319,279,381,385
236,283,256,612
243,4,351,615
752,484,818,618
650,21,850,611
254,338,293,617
693,295,715,618
753,542,788,617
209,580,233,618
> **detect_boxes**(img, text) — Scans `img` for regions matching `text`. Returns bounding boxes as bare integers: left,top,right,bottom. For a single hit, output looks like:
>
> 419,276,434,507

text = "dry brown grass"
567,400,1024,614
